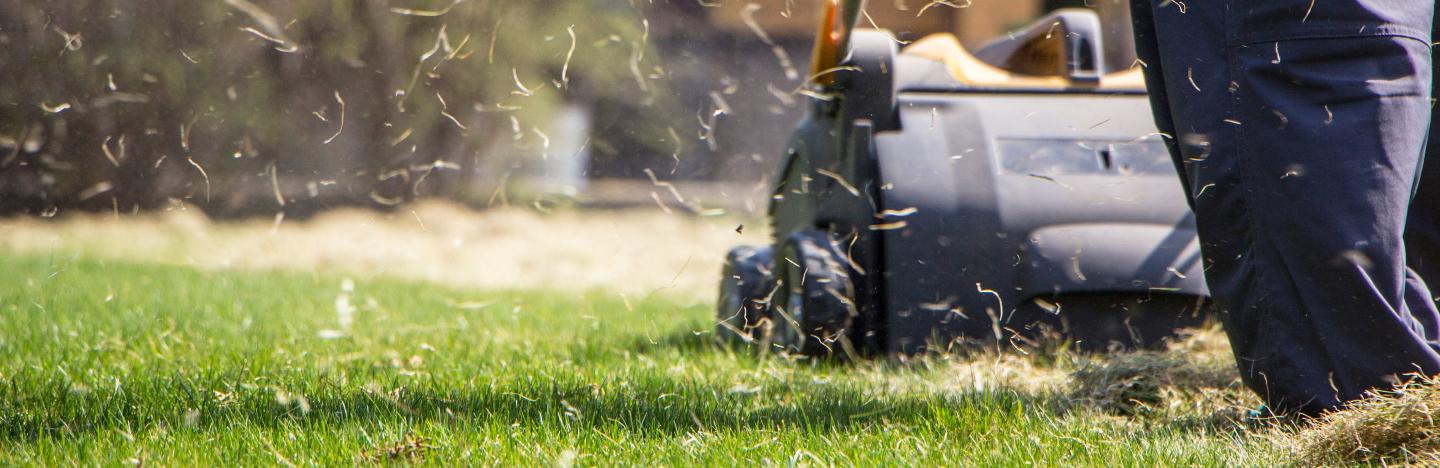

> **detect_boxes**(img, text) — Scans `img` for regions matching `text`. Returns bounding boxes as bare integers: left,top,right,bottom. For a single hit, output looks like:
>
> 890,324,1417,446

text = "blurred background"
0,0,1135,219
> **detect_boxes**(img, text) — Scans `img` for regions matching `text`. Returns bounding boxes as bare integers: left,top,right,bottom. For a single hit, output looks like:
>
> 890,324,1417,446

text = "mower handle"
809,0,865,86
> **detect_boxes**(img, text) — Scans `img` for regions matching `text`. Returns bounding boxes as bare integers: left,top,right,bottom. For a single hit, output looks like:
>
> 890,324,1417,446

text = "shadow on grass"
622,328,889,366
625,321,1219,362
1,325,1251,444
0,369,1042,443
624,328,722,355
620,327,1254,434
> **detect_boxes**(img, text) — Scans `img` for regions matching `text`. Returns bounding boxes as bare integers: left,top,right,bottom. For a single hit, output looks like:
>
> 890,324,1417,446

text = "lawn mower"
716,0,1210,356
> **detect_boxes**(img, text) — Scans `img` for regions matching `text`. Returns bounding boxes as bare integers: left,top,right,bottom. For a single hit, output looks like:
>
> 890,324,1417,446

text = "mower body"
719,10,1210,356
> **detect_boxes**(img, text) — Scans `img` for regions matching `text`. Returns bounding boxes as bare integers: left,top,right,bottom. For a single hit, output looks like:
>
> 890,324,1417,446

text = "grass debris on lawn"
1288,376,1440,465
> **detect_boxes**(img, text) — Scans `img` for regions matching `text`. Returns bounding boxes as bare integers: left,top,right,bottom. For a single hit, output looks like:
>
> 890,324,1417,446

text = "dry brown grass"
1286,376,1440,465
361,433,435,462
0,201,766,300
1067,327,1253,419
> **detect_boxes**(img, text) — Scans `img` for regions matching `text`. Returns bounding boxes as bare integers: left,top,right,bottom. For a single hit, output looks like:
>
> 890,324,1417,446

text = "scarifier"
716,0,1210,356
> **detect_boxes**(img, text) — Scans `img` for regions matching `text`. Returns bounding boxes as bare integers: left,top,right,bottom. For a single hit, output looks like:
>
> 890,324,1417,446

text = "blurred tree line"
0,0,682,217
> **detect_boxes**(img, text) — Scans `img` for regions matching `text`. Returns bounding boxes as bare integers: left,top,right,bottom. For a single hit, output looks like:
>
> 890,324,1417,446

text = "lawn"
0,252,1281,465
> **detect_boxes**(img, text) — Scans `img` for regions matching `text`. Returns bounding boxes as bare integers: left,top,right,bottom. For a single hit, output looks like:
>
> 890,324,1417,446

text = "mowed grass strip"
0,253,1277,465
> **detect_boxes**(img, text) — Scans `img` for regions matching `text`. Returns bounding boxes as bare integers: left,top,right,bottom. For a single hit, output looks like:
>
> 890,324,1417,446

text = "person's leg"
1133,0,1440,415
1406,16,1440,297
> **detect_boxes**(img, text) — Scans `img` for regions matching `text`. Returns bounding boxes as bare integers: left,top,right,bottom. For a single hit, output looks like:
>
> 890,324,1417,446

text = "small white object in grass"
557,449,578,468
336,278,356,331
727,384,762,395
317,329,345,339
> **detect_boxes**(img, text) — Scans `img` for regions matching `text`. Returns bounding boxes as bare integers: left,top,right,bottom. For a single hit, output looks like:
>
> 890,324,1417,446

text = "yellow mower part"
809,0,865,86
902,33,1146,91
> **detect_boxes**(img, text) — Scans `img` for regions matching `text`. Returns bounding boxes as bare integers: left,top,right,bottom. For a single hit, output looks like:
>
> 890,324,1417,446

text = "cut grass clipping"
1288,375,1440,465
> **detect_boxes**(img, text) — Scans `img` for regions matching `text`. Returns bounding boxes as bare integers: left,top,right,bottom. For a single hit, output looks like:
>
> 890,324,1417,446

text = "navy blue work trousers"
1130,0,1440,414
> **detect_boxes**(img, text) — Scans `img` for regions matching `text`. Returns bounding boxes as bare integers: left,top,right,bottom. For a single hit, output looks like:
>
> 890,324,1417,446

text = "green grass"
0,253,1279,465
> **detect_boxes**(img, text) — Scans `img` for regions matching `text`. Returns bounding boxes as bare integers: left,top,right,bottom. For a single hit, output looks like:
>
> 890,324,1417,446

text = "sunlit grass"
0,253,1280,465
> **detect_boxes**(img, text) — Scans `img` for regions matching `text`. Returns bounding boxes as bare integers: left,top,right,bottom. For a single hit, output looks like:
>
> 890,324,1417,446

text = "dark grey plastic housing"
725,12,1210,356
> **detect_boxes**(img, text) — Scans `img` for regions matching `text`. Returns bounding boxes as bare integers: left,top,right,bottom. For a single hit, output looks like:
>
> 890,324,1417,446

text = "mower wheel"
715,245,776,343
773,231,858,356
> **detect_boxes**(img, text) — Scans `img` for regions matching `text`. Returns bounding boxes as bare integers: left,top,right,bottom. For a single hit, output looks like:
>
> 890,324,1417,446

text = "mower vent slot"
996,138,1171,177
